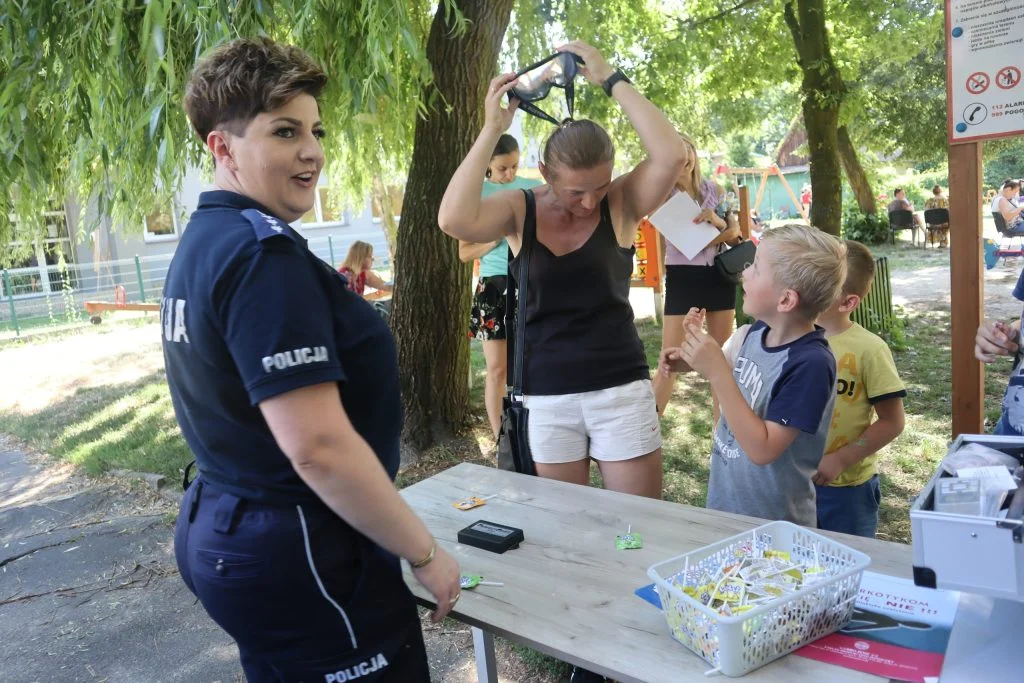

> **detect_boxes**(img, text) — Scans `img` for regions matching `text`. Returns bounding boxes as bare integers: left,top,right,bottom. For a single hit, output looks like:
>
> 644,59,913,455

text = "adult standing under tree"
438,41,685,504
459,134,540,441
163,38,459,682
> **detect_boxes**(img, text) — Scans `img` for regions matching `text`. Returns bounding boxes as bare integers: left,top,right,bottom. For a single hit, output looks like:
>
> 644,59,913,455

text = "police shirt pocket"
194,548,265,580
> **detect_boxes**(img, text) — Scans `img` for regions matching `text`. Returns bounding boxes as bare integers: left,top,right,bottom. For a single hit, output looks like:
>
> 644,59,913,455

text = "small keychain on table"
460,574,505,589
452,494,497,511
615,524,643,550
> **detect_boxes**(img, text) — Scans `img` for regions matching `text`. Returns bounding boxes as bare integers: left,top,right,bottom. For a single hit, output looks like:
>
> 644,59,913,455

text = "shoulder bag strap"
510,189,535,398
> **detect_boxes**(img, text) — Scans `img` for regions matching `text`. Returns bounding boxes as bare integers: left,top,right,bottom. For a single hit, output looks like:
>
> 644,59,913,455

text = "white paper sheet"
647,191,720,260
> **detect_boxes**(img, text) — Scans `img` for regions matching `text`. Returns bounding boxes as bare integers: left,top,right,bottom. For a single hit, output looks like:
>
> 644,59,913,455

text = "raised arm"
458,239,501,263
556,42,685,233
438,74,522,243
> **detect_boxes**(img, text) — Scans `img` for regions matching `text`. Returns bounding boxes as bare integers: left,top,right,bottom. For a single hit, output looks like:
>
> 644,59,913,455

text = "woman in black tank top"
439,40,686,502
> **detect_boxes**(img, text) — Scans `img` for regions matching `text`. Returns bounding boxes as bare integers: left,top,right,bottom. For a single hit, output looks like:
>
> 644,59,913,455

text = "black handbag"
714,239,756,284
496,190,537,476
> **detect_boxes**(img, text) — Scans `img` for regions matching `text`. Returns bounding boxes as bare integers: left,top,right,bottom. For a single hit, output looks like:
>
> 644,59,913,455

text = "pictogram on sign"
966,72,990,95
996,66,1021,90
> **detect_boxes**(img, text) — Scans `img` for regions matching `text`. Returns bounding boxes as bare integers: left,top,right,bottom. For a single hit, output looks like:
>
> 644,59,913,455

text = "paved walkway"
0,440,242,682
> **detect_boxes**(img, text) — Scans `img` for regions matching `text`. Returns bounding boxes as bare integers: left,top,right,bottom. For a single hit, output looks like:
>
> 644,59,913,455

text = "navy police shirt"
160,190,402,503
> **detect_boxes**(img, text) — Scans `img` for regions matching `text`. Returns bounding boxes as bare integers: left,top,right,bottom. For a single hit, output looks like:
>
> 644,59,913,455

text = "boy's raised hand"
678,321,729,380
658,347,688,376
683,306,706,331
975,318,1019,363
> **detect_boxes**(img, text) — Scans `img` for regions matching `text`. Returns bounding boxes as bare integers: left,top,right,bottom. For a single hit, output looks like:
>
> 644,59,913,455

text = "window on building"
2,201,76,297
301,187,347,226
143,200,181,243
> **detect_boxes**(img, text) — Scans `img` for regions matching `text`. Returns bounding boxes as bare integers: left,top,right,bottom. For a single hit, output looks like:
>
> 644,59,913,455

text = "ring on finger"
449,593,461,604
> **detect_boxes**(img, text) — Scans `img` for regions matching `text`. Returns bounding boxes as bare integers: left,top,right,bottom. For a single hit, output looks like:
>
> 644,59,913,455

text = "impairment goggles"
509,52,583,126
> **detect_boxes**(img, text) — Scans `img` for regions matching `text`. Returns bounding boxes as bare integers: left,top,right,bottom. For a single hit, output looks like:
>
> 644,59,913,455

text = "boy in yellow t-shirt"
814,241,906,537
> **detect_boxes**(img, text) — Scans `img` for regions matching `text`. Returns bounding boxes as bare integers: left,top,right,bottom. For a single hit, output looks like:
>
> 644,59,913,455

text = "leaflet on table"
793,572,959,683
647,190,719,260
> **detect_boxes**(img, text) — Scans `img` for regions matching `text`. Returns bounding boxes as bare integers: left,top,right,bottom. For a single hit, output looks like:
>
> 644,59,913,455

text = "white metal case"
910,434,1024,601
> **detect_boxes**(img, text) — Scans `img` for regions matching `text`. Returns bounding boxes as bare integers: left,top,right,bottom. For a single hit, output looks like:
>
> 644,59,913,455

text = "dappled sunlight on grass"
0,371,192,479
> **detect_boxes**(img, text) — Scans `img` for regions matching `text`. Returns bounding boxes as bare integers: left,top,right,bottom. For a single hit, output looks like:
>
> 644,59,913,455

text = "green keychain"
460,574,505,589
615,524,643,550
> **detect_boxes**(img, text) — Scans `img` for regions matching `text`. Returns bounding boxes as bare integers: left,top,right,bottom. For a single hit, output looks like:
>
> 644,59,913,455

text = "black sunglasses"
508,52,583,126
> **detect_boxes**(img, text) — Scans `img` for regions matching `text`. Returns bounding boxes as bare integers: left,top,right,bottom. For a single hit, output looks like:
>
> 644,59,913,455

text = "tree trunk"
391,0,514,450
785,0,846,236
837,125,876,215
802,102,842,235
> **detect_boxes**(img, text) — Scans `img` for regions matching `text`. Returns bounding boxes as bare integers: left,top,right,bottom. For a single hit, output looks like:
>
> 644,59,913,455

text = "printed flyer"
794,572,959,682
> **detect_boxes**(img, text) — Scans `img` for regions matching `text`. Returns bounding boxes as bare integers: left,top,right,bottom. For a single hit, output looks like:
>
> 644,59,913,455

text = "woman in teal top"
459,134,540,440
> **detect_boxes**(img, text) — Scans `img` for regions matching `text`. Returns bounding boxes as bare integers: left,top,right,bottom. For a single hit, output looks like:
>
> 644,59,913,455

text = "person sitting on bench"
992,179,1024,233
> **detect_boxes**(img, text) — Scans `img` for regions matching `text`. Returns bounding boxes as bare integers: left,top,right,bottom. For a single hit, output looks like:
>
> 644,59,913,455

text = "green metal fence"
850,256,894,333
0,234,390,337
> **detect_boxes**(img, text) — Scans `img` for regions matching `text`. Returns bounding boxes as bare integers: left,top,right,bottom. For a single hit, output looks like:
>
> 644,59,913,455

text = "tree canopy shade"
0,0,441,265
2,0,952,449
644,0,945,232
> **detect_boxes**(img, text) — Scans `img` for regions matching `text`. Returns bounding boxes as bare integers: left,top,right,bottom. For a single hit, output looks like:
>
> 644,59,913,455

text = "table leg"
472,626,497,682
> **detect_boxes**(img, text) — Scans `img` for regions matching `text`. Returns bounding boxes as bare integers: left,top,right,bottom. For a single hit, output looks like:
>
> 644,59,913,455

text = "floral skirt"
469,275,508,341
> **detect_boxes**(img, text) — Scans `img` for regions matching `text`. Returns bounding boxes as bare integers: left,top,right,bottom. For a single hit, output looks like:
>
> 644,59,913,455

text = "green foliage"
878,165,949,207
878,314,908,351
727,133,755,167
983,137,1024,191
914,167,949,195
842,206,889,245
842,18,946,167
0,0,451,266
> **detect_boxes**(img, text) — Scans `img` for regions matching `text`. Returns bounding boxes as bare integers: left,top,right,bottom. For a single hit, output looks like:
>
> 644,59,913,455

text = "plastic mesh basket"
647,521,871,677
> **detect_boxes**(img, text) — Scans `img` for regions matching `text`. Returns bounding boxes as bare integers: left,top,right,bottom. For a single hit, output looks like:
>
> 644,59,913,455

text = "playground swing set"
719,164,808,222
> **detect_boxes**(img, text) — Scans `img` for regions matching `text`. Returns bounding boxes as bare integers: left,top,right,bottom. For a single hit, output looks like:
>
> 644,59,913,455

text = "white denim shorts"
522,379,662,464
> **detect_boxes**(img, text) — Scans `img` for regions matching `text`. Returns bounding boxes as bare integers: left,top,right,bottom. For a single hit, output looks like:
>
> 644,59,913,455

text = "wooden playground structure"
719,164,808,221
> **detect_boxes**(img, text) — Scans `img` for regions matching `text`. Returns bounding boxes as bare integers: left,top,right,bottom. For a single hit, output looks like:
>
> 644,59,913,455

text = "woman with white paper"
651,134,742,417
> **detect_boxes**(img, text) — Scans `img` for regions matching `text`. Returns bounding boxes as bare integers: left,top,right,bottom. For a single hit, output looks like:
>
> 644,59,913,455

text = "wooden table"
400,463,914,682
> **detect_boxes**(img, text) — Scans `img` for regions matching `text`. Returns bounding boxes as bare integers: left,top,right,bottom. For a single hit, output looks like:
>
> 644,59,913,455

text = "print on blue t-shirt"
706,321,837,526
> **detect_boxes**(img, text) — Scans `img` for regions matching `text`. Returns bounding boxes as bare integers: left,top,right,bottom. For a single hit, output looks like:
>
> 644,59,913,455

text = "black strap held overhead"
517,81,574,126
517,99,561,126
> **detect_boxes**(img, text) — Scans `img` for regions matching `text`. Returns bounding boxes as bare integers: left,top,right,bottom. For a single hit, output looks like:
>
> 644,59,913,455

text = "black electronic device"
457,520,524,554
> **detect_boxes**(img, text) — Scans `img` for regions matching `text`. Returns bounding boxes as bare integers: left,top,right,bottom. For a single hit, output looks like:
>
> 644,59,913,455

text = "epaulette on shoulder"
242,209,294,243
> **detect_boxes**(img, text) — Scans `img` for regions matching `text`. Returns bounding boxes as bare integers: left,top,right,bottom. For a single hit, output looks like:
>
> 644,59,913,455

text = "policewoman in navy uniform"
163,38,460,681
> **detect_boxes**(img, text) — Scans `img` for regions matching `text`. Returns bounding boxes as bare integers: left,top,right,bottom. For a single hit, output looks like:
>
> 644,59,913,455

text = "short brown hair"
542,120,614,177
184,37,327,141
932,185,942,195
842,240,876,298
761,224,847,321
